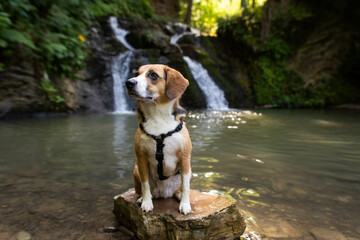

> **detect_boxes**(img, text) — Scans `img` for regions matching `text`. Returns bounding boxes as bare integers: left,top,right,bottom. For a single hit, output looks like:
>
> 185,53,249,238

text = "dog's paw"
141,198,154,212
179,199,191,215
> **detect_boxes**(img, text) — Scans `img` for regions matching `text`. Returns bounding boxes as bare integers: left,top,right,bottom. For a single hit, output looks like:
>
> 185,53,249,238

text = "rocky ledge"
113,189,246,240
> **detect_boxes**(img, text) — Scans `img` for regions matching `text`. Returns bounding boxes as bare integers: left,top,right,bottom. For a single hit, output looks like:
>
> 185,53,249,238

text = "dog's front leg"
136,155,153,212
140,180,153,212
179,155,192,215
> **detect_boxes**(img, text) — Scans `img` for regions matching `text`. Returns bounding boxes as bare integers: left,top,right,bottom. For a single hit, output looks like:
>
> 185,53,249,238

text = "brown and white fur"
126,64,192,215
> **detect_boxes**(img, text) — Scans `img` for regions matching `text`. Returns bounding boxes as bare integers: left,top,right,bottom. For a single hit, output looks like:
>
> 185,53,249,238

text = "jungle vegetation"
0,0,358,109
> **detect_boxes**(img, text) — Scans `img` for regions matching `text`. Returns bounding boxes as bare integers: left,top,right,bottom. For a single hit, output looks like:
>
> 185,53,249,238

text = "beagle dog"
125,64,192,215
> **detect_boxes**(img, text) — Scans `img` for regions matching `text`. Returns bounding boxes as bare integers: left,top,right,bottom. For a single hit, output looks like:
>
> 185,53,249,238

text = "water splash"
109,16,135,113
183,56,229,110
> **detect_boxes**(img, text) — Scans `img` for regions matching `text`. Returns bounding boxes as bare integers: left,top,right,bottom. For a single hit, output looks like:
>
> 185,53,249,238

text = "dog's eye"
148,72,159,81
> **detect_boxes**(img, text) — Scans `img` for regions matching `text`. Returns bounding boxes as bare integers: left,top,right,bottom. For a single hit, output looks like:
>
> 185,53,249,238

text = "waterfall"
111,51,133,113
183,56,229,110
109,16,134,51
168,23,228,110
109,16,135,113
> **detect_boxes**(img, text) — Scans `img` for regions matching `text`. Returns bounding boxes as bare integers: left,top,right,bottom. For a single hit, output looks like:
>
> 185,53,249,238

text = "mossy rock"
126,19,170,51
177,34,198,45
106,38,129,56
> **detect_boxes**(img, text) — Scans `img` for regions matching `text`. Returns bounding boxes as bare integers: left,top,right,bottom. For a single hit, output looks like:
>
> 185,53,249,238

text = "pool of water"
0,110,359,239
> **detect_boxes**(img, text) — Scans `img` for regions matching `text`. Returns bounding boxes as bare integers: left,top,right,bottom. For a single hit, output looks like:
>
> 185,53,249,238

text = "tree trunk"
253,0,255,8
261,0,274,40
241,0,247,9
185,0,193,25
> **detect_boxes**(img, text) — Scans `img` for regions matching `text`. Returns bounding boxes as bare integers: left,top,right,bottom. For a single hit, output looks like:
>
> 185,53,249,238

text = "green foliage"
180,0,266,34
0,28,35,49
254,56,304,107
252,38,303,107
88,0,155,19
216,1,358,108
0,0,155,77
40,78,65,108
191,0,221,34
286,4,313,21
217,7,263,46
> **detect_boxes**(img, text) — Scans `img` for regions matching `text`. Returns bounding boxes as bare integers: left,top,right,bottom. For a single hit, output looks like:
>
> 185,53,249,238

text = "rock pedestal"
113,189,246,240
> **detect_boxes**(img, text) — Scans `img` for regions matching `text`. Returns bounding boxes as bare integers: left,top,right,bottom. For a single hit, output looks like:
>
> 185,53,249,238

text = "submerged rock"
309,227,346,240
14,231,31,240
113,189,246,240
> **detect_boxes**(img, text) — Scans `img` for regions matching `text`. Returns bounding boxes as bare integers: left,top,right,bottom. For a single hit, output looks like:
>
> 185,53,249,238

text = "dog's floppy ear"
165,67,189,99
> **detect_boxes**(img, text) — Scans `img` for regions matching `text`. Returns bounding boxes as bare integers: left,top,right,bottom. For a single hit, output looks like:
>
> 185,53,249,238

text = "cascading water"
109,16,135,113
168,23,229,110
109,17,229,111
111,51,133,112
183,56,229,110
109,16,134,51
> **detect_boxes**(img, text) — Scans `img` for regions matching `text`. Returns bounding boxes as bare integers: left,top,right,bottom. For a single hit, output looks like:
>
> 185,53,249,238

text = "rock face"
0,22,115,118
113,189,246,240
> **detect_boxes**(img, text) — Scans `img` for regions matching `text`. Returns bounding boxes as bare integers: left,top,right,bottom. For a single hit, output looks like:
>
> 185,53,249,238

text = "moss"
177,34,197,45
147,49,160,64
126,19,170,51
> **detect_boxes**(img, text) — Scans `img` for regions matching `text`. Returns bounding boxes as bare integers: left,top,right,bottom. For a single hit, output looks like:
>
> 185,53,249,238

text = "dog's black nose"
126,79,137,89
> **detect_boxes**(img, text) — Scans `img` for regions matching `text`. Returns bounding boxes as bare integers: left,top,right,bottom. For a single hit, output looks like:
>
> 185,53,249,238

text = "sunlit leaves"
181,0,266,35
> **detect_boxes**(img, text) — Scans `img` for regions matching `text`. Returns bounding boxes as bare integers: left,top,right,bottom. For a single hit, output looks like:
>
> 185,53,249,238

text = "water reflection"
112,113,137,179
186,109,360,239
0,109,359,239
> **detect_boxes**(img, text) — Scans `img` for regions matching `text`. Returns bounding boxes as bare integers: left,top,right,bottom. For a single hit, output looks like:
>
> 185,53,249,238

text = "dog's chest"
141,126,182,175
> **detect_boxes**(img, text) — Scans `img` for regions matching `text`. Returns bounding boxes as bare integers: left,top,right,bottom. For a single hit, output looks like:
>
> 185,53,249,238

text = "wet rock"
37,199,66,213
332,104,360,110
291,187,307,195
118,226,134,238
114,188,246,240
0,232,9,239
126,20,170,51
14,231,31,240
309,227,346,240
288,20,352,86
0,67,46,117
262,221,302,238
177,34,197,45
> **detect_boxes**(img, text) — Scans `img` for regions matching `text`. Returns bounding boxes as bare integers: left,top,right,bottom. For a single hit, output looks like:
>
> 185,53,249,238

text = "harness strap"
139,121,183,181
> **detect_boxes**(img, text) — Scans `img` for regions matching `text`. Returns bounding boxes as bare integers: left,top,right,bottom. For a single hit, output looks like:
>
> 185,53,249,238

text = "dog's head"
126,64,189,103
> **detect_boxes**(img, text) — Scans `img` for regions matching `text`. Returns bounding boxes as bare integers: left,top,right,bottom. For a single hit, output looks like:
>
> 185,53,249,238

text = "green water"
0,110,359,239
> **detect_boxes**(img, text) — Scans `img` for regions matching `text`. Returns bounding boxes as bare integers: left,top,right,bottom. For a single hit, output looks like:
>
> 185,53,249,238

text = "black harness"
139,121,183,180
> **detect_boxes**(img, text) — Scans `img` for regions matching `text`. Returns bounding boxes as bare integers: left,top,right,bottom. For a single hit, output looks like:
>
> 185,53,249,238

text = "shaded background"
0,0,359,118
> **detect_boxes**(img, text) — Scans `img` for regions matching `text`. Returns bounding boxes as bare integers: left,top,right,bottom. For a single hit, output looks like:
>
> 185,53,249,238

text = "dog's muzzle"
126,79,137,90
